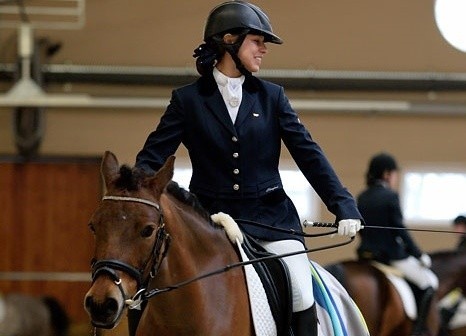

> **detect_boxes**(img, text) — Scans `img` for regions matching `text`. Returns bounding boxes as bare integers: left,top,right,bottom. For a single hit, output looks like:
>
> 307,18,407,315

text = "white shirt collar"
213,67,245,87
212,68,245,120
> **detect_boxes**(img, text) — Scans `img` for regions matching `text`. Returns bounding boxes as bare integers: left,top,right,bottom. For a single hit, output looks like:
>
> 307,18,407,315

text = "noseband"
91,195,171,309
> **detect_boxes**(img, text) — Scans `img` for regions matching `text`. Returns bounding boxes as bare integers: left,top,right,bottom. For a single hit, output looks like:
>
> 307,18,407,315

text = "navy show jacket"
136,74,362,242
357,182,423,261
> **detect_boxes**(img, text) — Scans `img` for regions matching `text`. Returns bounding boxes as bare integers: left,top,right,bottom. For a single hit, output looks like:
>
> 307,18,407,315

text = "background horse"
326,249,466,336
0,293,69,336
325,259,440,336
84,151,368,336
430,249,466,336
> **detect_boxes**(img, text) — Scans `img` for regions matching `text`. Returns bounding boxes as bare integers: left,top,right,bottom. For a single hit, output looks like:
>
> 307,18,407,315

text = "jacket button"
233,169,239,174
233,152,239,158
232,136,238,142
233,184,239,191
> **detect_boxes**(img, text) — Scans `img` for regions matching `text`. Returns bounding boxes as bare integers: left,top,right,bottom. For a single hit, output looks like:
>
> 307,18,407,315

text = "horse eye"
140,225,155,238
88,223,95,233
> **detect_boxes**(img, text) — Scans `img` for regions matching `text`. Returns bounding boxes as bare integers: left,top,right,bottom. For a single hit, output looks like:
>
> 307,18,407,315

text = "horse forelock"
113,165,150,191
166,181,211,222
111,167,212,224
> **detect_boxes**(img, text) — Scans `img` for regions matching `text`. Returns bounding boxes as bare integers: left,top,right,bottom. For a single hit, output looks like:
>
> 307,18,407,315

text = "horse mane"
166,180,211,222
430,249,460,258
114,165,211,223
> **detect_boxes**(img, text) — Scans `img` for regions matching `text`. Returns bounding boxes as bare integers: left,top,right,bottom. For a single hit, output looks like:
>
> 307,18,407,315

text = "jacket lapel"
200,75,237,135
234,88,256,128
199,73,261,134
205,92,238,135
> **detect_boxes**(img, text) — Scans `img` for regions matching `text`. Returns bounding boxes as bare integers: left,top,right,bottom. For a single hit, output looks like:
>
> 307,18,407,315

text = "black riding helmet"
204,1,283,44
194,1,282,75
366,152,399,186
453,215,466,225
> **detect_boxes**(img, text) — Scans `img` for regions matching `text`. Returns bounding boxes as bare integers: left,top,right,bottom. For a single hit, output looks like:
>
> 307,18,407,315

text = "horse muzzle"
84,278,126,329
85,259,142,329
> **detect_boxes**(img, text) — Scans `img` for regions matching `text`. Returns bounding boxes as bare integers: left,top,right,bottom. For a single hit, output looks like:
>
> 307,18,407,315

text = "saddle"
241,233,293,336
327,261,417,320
210,211,293,335
372,262,417,320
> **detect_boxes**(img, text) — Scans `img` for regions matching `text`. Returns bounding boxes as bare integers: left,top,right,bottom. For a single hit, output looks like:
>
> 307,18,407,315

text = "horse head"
84,151,174,329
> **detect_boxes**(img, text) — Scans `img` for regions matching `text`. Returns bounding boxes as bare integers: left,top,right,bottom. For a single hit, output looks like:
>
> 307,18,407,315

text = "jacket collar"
198,73,260,134
198,72,260,96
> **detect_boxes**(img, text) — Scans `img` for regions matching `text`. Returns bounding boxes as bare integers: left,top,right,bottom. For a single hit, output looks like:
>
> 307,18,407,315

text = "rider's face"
237,34,268,73
384,170,399,191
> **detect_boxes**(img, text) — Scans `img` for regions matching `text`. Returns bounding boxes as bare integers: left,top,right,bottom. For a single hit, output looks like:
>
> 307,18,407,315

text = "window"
173,168,319,221
280,170,319,221
401,169,466,225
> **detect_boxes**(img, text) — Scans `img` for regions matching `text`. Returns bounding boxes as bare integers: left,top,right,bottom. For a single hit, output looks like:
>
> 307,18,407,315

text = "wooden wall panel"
0,157,102,323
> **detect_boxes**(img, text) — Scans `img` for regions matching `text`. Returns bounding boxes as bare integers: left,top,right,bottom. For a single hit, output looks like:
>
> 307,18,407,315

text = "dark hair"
453,215,466,225
365,152,399,186
193,41,221,76
193,28,248,76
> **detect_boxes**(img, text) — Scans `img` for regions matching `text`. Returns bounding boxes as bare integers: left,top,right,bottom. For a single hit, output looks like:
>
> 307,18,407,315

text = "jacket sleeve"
276,87,363,222
135,90,185,173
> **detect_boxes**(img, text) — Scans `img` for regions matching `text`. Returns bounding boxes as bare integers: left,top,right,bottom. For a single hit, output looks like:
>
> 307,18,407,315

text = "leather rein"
91,195,353,308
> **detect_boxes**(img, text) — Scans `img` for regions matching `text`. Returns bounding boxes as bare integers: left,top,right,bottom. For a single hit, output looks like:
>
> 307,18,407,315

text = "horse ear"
149,155,175,195
101,151,120,189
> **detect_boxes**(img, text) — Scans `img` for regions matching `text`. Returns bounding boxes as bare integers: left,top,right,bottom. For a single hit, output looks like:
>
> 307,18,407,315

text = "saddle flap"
371,262,417,320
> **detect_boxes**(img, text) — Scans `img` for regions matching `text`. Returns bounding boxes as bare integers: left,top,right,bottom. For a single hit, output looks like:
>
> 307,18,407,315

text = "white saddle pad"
371,262,417,320
236,238,277,336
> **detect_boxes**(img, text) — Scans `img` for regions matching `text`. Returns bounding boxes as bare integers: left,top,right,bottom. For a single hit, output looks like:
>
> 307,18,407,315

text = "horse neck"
140,193,244,331
151,192,239,287
432,251,466,297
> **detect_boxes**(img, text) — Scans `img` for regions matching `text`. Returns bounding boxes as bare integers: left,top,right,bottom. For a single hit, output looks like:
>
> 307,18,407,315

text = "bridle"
90,195,171,309
90,195,354,308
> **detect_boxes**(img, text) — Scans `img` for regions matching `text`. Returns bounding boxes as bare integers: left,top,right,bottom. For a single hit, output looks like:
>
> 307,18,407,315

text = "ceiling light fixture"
434,0,466,53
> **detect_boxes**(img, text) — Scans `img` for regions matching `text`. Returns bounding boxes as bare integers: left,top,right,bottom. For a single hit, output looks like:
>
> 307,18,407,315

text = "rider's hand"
337,219,361,237
419,253,432,268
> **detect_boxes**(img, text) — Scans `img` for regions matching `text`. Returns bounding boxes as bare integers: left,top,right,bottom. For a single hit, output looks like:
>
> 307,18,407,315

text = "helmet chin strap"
227,48,250,76
223,33,251,77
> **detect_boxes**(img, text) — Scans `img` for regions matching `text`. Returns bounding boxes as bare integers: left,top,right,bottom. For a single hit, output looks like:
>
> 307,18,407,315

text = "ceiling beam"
2,63,466,91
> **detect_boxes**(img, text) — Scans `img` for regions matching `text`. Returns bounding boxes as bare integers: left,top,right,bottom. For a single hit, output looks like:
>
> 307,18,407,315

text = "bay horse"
326,249,466,336
84,152,251,335
325,259,440,336
84,151,369,336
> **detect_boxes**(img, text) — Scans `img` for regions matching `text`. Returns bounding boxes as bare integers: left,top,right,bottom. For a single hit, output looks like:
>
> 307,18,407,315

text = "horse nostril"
101,297,119,317
85,296,120,321
84,296,92,309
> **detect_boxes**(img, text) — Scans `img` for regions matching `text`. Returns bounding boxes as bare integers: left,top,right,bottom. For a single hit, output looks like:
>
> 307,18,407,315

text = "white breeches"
391,256,439,290
258,239,314,312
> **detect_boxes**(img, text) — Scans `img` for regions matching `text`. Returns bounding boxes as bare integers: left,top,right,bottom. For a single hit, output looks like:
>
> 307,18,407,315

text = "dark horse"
430,249,466,336
84,151,369,335
326,249,466,336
